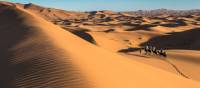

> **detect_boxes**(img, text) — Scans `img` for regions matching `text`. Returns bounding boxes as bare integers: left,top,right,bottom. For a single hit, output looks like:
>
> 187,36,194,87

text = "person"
144,46,149,55
152,46,156,51
159,48,167,58
160,48,164,53
152,46,158,55
149,46,153,55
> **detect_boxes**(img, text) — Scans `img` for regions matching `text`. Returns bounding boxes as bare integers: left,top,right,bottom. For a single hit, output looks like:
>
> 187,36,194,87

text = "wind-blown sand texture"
0,1,200,88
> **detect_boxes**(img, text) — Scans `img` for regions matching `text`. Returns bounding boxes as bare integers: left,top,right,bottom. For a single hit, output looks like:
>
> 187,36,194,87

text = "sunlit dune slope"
88,30,163,52
0,3,200,88
121,50,200,82
167,50,200,81
0,4,88,88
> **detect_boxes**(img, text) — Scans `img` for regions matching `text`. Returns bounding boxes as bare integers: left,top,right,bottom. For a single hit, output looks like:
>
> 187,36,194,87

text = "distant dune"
0,1,200,88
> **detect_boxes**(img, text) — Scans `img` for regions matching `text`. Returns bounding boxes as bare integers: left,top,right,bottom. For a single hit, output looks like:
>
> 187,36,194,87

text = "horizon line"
2,1,200,12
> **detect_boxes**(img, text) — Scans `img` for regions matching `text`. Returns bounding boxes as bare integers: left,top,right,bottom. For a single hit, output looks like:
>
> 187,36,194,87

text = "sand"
0,1,200,88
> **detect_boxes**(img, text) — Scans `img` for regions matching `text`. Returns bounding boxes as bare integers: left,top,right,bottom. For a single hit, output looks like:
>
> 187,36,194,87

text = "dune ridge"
0,5,89,88
0,2,200,88
21,1,200,82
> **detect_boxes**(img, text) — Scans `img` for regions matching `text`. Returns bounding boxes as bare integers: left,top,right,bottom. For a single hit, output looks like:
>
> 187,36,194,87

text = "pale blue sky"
4,0,200,11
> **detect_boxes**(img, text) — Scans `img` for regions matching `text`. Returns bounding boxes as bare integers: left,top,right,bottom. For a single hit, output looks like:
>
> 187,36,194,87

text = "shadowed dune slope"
0,5,89,88
68,30,97,44
141,28,200,50
0,4,200,88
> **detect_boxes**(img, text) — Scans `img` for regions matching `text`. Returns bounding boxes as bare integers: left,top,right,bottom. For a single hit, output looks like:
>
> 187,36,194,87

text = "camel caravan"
140,45,167,58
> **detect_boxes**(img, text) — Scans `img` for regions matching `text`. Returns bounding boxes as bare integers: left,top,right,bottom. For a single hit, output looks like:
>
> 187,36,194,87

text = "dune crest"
0,2,200,88
0,5,89,88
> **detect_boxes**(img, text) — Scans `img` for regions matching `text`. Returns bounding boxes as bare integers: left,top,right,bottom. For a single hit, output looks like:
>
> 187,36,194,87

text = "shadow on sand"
125,24,157,31
69,29,97,44
140,28,200,50
118,48,140,53
160,19,187,28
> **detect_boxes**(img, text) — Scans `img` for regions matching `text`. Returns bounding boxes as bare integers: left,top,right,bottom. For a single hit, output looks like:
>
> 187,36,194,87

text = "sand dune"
141,28,200,50
0,5,88,88
20,3,88,21
0,2,200,88
167,50,200,81
89,31,161,52
121,50,200,81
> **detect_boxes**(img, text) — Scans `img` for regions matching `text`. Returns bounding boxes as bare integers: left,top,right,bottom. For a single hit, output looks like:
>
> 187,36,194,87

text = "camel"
140,46,167,58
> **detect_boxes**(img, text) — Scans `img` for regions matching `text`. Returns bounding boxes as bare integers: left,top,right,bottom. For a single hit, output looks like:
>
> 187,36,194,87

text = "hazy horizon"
4,0,200,11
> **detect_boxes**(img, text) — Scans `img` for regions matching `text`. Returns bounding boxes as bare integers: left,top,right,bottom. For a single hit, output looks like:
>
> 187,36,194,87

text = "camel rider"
145,46,149,50
149,46,153,55
152,46,156,52
160,48,165,54
160,48,167,57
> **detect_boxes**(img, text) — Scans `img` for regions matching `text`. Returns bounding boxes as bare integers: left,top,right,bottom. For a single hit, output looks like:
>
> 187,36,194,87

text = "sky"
3,0,200,11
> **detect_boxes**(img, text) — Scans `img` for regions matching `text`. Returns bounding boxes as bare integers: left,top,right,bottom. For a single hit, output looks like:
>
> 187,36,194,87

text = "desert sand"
0,1,200,88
